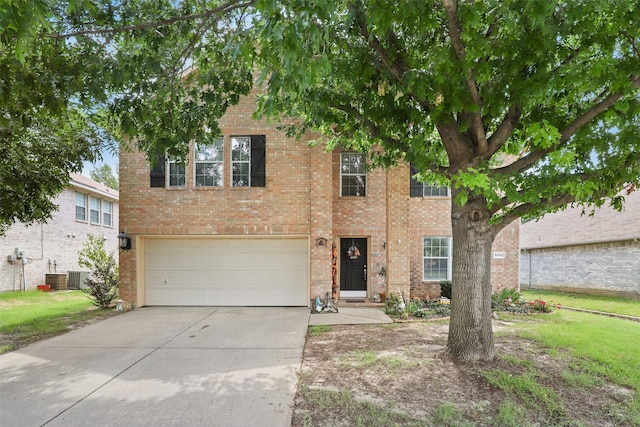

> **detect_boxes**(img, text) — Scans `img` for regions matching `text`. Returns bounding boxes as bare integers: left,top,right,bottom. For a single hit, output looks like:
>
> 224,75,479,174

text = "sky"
82,148,119,178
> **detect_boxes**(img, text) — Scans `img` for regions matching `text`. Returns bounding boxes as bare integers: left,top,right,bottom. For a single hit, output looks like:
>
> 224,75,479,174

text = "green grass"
0,290,114,354
0,290,95,328
482,369,566,420
431,402,474,427
308,324,331,336
518,310,640,425
520,289,640,317
296,387,421,426
339,350,423,372
494,399,528,427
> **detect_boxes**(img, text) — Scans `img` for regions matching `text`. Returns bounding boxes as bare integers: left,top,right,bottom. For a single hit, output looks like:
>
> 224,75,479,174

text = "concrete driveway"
0,307,310,427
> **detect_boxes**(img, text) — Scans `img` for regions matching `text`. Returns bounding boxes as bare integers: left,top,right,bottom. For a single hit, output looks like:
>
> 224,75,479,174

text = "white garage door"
144,238,309,306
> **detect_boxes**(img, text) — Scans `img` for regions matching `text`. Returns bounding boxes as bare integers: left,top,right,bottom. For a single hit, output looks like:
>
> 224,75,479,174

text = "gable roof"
70,173,119,201
520,188,640,249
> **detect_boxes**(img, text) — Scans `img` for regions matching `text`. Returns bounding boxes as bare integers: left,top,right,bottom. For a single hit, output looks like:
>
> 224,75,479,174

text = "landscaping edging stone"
562,306,640,323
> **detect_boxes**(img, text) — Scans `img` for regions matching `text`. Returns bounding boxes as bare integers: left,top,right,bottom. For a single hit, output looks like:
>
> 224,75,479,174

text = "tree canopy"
90,163,119,190
2,0,639,360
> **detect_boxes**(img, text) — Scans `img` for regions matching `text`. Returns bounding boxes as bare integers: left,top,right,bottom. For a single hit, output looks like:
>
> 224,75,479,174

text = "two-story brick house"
118,85,519,307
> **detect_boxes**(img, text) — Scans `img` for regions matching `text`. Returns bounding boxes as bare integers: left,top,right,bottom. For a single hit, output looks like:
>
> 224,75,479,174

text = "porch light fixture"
117,232,131,250
316,237,328,247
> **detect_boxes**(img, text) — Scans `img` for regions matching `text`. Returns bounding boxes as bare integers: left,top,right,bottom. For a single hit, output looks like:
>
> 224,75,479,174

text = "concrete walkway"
309,307,393,326
0,307,310,427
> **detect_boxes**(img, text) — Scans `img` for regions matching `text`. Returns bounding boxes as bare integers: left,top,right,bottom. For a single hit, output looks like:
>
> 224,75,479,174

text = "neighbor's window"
75,192,87,221
341,153,367,196
89,196,100,224
103,200,113,227
423,237,452,280
195,137,224,187
168,158,186,187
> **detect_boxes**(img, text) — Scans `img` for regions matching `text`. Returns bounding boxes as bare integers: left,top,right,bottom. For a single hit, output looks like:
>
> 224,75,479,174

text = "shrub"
78,234,119,309
439,280,452,299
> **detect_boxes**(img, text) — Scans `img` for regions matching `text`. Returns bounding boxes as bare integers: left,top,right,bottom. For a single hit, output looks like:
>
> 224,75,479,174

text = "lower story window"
423,236,452,280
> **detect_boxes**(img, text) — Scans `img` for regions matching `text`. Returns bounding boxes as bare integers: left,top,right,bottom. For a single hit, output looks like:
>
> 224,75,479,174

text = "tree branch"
482,104,521,161
441,0,487,153
348,1,406,82
47,0,254,39
491,74,640,177
492,193,576,236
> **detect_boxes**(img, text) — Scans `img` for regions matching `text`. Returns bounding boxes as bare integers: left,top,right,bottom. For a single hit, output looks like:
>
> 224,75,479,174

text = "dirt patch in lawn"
292,320,636,426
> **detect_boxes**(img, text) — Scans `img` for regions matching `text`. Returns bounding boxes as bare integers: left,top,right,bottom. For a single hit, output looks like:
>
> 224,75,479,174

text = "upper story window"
231,136,251,186
195,137,224,187
341,153,367,197
75,191,114,227
103,200,113,227
168,158,186,187
423,185,450,197
89,196,100,224
423,236,452,280
231,135,266,187
410,164,450,197
75,192,87,221
149,135,266,189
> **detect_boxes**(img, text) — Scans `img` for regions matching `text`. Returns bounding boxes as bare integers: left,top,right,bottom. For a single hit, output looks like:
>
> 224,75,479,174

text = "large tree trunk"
445,188,497,363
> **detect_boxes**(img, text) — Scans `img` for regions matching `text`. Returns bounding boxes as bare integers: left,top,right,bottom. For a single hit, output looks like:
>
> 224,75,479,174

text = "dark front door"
340,238,367,297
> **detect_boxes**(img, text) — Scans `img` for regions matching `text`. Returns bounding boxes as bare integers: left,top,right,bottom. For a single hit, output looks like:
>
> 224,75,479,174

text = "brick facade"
119,88,520,306
0,178,119,292
521,240,640,297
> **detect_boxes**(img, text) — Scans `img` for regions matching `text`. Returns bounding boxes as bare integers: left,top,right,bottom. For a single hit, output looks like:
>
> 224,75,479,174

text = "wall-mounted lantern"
316,237,328,247
117,232,131,250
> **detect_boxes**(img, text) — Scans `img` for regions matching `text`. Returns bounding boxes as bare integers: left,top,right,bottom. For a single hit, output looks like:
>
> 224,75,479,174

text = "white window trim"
340,152,367,197
75,192,88,222
167,158,186,188
102,200,113,227
423,185,450,197
194,138,224,187
231,136,251,187
423,236,453,281
89,196,101,225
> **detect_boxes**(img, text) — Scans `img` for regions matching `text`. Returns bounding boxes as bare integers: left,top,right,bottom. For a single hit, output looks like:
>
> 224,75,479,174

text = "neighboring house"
119,85,519,307
520,187,640,297
0,174,119,292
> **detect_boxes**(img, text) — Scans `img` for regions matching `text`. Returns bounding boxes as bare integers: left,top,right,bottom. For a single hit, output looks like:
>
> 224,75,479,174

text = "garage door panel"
145,238,308,306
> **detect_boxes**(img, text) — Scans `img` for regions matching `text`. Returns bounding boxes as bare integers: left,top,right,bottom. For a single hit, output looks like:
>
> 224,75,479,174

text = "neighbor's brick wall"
0,187,119,292
119,83,319,304
521,240,640,297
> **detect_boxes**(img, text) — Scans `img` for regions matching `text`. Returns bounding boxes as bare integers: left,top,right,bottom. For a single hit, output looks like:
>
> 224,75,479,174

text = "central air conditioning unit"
67,271,91,290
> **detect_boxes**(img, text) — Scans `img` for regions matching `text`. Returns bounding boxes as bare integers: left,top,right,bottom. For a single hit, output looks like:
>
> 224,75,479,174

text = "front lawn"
520,289,640,317
0,290,118,354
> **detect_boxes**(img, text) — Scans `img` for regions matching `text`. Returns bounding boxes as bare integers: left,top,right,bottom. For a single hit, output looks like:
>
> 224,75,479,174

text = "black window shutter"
250,135,266,187
150,154,166,188
409,163,423,197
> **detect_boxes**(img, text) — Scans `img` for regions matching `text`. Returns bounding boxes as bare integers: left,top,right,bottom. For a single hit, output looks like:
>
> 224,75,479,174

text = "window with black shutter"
409,163,423,197
150,154,166,188
250,135,266,187
232,135,266,187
